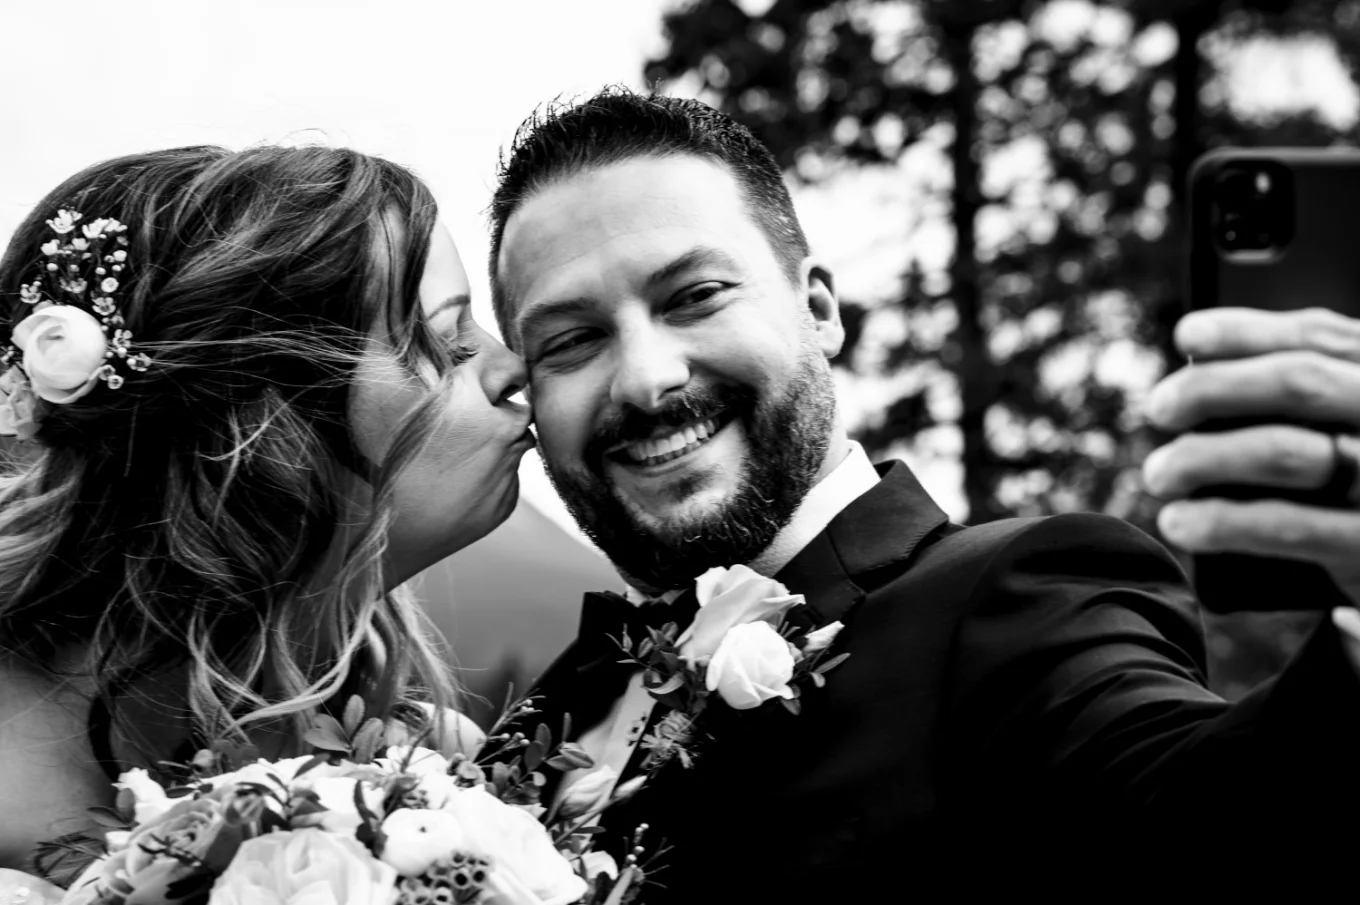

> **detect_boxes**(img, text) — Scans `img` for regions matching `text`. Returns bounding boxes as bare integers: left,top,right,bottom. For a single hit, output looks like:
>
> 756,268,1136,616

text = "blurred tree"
645,0,1359,695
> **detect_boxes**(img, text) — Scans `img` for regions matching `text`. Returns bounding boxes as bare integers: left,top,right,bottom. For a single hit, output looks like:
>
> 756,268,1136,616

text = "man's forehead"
500,158,753,278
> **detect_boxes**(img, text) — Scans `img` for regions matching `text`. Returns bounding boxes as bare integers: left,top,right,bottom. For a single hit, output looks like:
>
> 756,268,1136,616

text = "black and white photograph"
3,0,1360,901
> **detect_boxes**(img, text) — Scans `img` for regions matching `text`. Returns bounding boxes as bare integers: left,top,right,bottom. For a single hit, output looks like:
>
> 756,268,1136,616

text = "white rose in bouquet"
441,786,587,905
207,829,396,905
380,808,466,877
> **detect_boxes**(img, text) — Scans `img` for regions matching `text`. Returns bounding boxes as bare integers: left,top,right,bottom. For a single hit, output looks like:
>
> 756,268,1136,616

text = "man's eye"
672,282,727,310
538,330,599,361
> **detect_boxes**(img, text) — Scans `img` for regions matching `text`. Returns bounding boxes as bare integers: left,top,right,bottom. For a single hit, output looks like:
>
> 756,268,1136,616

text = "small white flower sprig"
0,209,151,437
613,565,850,773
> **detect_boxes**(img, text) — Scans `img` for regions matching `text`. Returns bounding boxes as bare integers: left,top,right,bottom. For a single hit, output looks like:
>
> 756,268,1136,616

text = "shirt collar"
623,440,880,603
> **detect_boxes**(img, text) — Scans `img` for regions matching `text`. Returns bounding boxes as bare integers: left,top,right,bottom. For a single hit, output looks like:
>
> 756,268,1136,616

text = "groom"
486,88,1360,899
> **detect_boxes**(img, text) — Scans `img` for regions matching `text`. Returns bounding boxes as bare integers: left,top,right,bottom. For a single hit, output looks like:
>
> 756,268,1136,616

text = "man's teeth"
622,418,720,466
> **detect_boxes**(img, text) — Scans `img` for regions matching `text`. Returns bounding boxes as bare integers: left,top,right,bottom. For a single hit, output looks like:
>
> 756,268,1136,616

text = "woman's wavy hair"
0,145,462,765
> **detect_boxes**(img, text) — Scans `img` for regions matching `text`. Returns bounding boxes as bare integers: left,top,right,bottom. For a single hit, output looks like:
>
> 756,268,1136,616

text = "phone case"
1185,147,1360,613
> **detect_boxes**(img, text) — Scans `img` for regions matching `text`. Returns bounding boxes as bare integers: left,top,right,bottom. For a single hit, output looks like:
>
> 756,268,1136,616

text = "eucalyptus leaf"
293,752,333,780
342,696,365,737
814,652,851,675
554,743,595,769
647,673,685,696
304,714,350,754
86,806,128,830
352,718,386,764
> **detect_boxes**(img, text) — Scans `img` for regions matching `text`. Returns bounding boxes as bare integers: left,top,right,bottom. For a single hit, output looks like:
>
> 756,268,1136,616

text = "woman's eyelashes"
447,309,481,365
448,338,479,366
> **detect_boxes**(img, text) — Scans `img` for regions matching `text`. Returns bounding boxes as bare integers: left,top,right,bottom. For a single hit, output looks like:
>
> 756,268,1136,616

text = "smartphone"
1185,147,1360,612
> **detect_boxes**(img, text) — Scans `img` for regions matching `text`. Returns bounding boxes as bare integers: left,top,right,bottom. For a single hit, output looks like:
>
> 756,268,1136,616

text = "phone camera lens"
1213,164,1286,252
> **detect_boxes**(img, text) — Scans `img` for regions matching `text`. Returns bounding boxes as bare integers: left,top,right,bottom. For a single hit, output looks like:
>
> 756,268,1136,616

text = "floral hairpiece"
0,209,151,438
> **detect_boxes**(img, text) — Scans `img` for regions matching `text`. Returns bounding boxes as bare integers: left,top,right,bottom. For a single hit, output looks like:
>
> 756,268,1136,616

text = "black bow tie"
578,586,701,646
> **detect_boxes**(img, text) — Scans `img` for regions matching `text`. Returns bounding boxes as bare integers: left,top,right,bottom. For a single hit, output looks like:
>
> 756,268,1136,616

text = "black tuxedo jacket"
515,461,1360,901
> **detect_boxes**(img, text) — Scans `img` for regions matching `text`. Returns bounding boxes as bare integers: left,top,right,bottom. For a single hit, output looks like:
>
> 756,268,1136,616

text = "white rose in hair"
705,620,797,710
12,304,108,403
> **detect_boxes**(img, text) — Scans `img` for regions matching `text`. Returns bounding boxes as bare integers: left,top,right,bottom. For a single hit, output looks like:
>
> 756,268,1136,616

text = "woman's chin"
387,483,523,585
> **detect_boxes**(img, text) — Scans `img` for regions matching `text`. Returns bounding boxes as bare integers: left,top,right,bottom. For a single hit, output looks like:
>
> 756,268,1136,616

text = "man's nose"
609,323,689,413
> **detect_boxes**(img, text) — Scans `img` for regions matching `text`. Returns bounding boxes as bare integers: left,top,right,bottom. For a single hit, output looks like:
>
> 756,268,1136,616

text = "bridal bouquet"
38,699,648,905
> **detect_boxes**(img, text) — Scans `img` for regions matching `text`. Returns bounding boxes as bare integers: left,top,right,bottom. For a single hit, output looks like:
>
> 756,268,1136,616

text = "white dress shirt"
554,441,880,806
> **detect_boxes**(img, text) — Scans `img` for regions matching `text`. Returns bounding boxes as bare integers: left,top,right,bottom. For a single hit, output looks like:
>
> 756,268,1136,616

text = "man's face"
498,155,845,591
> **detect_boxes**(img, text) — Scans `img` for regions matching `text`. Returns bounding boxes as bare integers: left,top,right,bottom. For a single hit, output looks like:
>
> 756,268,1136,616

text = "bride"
0,145,532,883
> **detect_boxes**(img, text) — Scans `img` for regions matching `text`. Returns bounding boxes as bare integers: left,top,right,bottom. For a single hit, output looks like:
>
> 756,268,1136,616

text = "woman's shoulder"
389,702,485,758
0,868,65,905
0,667,112,878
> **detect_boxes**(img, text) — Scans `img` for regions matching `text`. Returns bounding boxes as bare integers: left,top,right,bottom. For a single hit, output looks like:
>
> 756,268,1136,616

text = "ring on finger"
1320,434,1360,506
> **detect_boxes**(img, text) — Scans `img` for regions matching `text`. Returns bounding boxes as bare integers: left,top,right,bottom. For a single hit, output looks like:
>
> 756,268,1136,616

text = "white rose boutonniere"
705,620,798,710
612,564,852,771
678,563,804,665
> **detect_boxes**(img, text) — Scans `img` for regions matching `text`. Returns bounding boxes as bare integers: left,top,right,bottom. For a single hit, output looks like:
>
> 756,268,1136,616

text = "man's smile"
605,412,736,469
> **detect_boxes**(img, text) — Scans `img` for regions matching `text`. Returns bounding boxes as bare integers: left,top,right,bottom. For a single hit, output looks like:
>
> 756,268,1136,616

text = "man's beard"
543,343,838,592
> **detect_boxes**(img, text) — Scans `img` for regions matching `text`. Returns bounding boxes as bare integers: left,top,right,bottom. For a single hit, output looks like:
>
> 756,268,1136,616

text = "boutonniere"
615,564,849,772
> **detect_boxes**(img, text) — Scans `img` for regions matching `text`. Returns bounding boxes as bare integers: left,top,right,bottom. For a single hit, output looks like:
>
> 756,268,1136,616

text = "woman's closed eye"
448,338,479,366
446,307,481,366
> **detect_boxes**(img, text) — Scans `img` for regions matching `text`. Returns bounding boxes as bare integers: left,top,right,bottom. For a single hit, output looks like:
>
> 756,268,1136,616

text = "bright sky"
2,0,1356,533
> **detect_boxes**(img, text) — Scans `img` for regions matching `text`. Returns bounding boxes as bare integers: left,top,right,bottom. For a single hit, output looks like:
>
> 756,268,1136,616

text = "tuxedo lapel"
774,460,950,625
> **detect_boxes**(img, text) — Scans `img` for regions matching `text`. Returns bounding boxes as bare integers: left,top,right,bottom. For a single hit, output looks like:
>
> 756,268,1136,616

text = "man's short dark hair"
488,86,811,344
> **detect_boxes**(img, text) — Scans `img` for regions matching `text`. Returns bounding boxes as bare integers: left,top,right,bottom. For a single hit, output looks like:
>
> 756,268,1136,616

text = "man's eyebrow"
643,247,741,291
514,296,598,344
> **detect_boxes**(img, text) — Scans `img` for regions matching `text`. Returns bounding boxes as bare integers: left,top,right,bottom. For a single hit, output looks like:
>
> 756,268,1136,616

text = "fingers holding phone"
1175,305,1360,364
1145,306,1360,606
1149,148,1360,612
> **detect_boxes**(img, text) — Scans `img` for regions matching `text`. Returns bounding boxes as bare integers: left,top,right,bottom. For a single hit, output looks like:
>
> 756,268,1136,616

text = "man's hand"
1142,307,1360,606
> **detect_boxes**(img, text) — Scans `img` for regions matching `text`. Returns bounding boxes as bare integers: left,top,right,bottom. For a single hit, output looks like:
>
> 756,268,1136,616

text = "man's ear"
802,257,844,359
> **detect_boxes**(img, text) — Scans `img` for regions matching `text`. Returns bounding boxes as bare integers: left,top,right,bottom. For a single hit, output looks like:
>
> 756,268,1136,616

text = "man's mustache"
584,384,754,466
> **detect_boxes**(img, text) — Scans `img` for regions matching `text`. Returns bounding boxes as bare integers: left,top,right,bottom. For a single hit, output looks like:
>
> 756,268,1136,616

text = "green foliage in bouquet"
33,694,661,905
